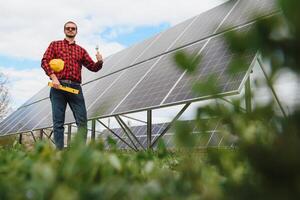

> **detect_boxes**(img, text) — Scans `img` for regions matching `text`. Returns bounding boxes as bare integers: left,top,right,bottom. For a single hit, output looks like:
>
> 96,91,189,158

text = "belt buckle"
60,80,70,84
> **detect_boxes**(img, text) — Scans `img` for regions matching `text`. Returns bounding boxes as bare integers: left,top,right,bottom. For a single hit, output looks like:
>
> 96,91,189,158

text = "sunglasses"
65,27,77,31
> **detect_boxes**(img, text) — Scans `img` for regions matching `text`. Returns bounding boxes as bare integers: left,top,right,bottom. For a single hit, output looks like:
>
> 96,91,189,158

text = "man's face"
64,23,77,38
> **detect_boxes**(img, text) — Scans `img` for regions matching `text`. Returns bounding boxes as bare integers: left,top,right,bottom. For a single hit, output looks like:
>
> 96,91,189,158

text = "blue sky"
0,55,40,70
101,23,170,46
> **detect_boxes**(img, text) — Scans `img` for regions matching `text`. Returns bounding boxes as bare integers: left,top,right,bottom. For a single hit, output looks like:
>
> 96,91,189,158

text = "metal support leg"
151,103,191,148
40,129,43,140
67,124,72,147
257,57,287,118
147,110,152,149
19,133,22,144
30,131,37,142
49,130,53,139
245,77,252,113
91,120,96,141
41,130,55,144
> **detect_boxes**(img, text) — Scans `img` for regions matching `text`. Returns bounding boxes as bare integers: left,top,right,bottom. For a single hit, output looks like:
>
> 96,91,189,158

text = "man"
41,21,103,149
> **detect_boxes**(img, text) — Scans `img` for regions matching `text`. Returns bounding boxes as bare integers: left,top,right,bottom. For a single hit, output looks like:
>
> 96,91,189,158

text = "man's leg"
50,88,67,150
67,85,88,142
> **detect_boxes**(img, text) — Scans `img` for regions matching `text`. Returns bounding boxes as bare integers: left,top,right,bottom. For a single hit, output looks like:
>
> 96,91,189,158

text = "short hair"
64,21,77,29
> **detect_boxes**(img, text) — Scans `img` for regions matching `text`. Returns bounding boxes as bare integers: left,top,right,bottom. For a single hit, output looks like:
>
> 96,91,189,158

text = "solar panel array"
0,0,278,136
99,120,236,150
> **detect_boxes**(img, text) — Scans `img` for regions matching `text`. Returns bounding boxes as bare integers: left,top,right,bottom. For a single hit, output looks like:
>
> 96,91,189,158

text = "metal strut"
115,116,139,151
116,116,146,151
97,119,137,151
151,103,191,148
257,57,287,118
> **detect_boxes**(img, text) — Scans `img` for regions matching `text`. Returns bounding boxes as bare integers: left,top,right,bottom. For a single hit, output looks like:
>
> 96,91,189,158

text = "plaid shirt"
41,39,103,83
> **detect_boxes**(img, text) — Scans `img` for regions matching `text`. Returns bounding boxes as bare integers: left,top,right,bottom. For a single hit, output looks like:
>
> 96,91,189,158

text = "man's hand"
96,51,103,62
50,74,60,89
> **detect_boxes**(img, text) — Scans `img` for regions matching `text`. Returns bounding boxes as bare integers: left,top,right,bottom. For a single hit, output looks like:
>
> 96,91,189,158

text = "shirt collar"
64,38,76,45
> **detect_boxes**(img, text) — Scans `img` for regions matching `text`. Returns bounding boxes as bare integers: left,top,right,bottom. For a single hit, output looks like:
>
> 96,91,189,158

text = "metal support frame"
97,119,137,151
121,114,147,124
48,130,53,138
71,124,103,135
41,129,55,144
218,97,246,112
116,116,146,150
30,131,37,142
19,133,22,144
39,130,43,140
67,124,72,147
115,116,139,151
257,57,287,118
91,120,96,141
147,110,152,149
151,103,191,148
245,77,252,113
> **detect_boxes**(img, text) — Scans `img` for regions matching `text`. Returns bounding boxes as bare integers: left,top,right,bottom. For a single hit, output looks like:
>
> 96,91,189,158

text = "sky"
0,0,227,111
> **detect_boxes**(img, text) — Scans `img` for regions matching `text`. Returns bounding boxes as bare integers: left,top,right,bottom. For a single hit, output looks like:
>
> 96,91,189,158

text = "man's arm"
81,49,103,72
41,42,60,88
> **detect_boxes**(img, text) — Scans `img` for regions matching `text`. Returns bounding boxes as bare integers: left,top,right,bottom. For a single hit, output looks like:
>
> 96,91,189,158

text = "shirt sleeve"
41,42,55,76
81,49,103,72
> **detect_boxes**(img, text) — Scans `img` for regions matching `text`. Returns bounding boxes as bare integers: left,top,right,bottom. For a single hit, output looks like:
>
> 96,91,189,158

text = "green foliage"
174,0,300,199
0,138,210,200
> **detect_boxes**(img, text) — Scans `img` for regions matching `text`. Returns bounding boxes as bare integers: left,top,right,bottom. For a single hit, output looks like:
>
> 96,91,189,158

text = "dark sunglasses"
65,27,77,31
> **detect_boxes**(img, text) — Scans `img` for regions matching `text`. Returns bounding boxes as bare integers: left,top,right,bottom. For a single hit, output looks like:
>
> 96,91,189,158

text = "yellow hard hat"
49,59,64,72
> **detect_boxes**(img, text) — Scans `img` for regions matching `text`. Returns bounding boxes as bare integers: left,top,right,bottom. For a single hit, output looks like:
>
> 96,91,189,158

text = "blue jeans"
50,83,87,149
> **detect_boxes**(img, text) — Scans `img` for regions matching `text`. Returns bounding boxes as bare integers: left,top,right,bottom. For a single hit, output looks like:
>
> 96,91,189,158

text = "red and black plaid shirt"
41,39,103,83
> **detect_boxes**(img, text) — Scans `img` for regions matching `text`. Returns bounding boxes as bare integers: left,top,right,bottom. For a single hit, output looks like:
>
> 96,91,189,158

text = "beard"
65,33,76,38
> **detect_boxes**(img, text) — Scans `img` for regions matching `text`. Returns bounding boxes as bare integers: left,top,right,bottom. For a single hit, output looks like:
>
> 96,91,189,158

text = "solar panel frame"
0,107,27,135
3,100,48,135
13,99,51,134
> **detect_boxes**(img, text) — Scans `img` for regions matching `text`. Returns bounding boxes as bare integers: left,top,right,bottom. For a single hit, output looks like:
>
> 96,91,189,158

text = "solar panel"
134,16,196,63
107,35,161,73
82,35,161,85
19,86,49,108
2,100,48,135
221,0,278,28
172,0,237,50
64,72,123,124
88,58,160,118
0,107,27,135
0,0,277,137
113,41,206,114
81,56,114,84
100,120,235,149
163,26,256,105
10,99,51,134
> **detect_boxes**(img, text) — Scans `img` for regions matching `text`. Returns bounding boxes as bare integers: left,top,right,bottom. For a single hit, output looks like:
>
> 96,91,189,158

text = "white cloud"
0,66,48,110
0,0,226,111
0,0,226,60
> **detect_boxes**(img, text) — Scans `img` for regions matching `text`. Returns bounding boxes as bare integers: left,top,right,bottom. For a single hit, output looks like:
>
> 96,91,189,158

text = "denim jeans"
50,83,87,150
